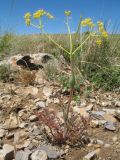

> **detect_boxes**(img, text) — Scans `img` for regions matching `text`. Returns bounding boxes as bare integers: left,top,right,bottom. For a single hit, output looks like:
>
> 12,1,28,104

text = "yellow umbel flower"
46,12,54,19
25,19,31,26
24,12,31,26
24,12,31,19
102,31,108,38
97,21,104,32
81,18,94,28
33,9,46,19
64,11,71,16
96,39,102,46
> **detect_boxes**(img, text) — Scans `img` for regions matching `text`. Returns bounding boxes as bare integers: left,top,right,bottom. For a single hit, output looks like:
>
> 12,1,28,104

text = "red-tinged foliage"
37,108,89,145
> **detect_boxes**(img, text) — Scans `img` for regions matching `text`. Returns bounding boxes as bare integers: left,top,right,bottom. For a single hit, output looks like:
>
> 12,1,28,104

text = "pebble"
112,136,118,142
83,149,100,160
29,115,38,122
104,122,116,131
31,150,47,160
90,120,99,128
15,150,31,160
38,144,64,159
0,129,5,138
36,101,46,109
0,144,14,160
4,113,19,130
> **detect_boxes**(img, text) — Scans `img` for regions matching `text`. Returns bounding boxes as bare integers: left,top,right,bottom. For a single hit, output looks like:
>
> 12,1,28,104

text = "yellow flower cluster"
96,39,102,46
24,12,31,26
81,18,94,28
64,11,71,16
97,21,108,38
24,9,54,26
33,9,46,19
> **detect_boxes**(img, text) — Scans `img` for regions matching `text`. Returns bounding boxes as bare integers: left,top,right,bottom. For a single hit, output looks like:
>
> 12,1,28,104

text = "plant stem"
66,17,73,53
72,34,91,55
31,23,70,55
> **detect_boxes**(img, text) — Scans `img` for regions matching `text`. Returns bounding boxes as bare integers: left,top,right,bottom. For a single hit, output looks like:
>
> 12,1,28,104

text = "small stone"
0,129,5,138
36,101,46,109
53,98,59,104
30,150,47,160
96,140,104,146
114,112,120,121
6,132,14,139
112,136,118,142
14,130,30,149
85,104,93,112
73,107,89,119
19,123,29,129
83,149,100,160
29,115,38,122
91,111,105,119
4,113,19,130
115,101,120,107
90,120,99,128
43,87,52,98
104,122,116,131
104,144,111,148
38,144,64,159
0,144,14,160
32,128,42,136
101,101,111,107
15,150,31,160
103,109,120,114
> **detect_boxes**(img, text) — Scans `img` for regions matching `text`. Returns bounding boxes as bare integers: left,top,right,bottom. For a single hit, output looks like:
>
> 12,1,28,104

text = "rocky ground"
0,53,120,160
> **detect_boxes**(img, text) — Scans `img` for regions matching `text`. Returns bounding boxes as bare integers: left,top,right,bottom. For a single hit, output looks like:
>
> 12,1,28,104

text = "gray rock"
19,123,29,129
30,150,47,160
104,122,116,131
103,109,120,114
115,101,120,107
101,101,111,107
96,139,104,146
36,101,46,109
91,111,105,119
83,149,100,160
114,112,120,121
15,150,31,160
38,144,64,159
14,130,30,149
4,113,19,130
85,104,93,112
0,129,5,138
112,136,118,142
43,87,53,98
29,115,38,122
0,144,14,160
32,128,42,136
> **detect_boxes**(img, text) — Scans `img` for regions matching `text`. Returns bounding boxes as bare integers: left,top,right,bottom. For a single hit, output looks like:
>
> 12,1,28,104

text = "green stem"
31,23,70,55
72,34,91,55
66,17,72,53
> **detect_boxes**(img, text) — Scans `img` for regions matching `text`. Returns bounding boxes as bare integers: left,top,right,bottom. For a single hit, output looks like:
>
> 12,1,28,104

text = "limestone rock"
104,122,116,131
83,149,100,160
4,113,19,130
30,150,47,160
0,144,14,160
15,150,31,160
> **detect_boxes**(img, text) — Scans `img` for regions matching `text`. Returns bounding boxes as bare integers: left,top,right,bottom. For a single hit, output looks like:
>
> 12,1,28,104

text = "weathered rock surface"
30,150,47,160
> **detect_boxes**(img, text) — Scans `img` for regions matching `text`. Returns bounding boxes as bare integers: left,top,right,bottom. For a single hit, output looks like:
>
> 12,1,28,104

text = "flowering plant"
24,9,108,141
